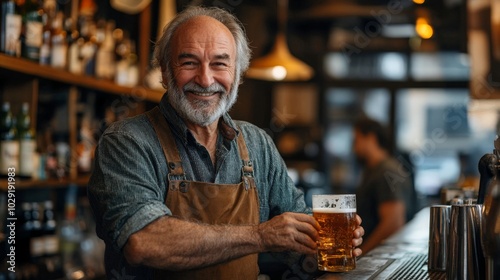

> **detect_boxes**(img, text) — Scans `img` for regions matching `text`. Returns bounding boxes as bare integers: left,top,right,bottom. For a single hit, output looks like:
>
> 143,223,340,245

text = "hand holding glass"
312,194,357,272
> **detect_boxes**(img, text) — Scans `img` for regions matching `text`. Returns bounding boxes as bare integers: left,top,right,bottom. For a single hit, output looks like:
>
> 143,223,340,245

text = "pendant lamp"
246,0,314,81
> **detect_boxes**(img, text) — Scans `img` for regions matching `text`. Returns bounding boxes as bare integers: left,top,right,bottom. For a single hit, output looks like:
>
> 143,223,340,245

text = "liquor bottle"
67,33,83,74
1,1,13,52
1,0,21,56
80,19,97,76
42,200,64,279
18,202,33,265
38,0,55,65
65,17,82,74
114,32,131,86
17,102,36,178
95,20,116,80
50,11,67,68
0,102,19,176
30,202,45,261
21,0,43,61
42,200,58,256
60,185,83,276
38,26,50,64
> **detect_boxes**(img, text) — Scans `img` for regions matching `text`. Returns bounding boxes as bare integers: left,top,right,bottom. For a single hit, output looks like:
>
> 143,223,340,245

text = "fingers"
351,215,365,257
356,214,362,227
258,212,319,255
352,247,363,257
281,213,319,253
353,225,365,239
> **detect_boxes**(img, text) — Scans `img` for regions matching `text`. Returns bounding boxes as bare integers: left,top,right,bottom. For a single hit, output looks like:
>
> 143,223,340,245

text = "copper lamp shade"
246,0,314,81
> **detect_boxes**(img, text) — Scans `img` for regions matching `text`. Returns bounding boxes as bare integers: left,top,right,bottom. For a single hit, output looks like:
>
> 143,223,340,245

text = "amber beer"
312,194,356,272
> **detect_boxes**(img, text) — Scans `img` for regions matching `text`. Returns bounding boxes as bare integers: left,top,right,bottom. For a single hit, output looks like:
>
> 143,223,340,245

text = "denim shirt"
87,94,309,278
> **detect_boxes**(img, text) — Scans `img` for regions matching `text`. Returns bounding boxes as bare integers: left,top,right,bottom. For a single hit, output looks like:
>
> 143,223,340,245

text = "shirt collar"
158,93,239,145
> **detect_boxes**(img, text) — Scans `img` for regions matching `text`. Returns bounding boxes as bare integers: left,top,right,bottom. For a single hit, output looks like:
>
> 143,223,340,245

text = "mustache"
183,82,227,94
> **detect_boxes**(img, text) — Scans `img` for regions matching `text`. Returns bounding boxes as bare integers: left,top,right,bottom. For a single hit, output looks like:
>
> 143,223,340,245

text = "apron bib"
146,107,260,280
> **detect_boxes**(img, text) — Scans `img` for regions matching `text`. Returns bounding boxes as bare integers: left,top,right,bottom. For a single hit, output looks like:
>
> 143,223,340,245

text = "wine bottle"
18,202,33,265
50,11,67,69
30,202,44,261
0,102,19,176
17,102,36,178
21,0,43,61
1,0,22,56
95,20,116,80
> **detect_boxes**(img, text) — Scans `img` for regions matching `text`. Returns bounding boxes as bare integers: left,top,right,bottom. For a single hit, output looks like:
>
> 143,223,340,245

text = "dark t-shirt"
355,158,415,239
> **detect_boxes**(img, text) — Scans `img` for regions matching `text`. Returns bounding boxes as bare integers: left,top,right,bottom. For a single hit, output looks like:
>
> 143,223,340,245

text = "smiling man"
88,6,364,280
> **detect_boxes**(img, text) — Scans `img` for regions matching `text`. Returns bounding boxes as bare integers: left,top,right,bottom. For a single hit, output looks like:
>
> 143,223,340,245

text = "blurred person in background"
352,117,416,254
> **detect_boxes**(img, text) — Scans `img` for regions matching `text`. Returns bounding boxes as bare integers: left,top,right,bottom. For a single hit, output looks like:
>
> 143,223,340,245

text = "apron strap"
146,105,254,189
234,127,255,190
146,107,186,179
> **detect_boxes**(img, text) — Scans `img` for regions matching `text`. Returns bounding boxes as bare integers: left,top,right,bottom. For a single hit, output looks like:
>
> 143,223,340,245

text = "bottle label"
68,44,82,74
44,234,60,255
51,44,68,68
25,21,43,47
96,50,116,79
5,14,22,55
19,139,36,176
30,236,45,257
0,140,19,173
39,44,51,65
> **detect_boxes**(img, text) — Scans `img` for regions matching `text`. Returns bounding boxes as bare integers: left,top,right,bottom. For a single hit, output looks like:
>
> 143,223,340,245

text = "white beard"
167,78,239,127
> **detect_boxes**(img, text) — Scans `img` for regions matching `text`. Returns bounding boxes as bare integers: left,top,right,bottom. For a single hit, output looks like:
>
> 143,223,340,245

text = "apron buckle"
243,177,250,190
179,181,189,193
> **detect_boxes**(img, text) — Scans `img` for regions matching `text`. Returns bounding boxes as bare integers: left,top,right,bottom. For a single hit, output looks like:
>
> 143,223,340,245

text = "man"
352,117,415,254
88,6,364,279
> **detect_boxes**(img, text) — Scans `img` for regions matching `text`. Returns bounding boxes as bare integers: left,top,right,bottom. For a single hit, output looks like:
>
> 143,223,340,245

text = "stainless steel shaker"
428,205,451,271
446,203,485,280
478,136,500,280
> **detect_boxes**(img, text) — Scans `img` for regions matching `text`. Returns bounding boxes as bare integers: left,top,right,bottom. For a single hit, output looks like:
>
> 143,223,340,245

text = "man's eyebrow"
178,53,197,59
177,52,231,61
214,53,231,60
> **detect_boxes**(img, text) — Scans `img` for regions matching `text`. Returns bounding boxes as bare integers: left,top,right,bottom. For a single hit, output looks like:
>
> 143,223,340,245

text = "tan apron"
146,107,260,280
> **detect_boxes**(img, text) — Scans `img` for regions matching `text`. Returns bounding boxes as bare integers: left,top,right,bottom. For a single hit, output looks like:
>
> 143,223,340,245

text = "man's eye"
213,62,228,67
182,61,196,66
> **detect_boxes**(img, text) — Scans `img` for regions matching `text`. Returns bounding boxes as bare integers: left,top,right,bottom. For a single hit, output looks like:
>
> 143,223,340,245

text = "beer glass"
312,194,357,272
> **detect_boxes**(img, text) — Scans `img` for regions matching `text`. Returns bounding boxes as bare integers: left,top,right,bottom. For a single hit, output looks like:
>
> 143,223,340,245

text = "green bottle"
0,102,19,176
22,0,43,61
17,102,36,178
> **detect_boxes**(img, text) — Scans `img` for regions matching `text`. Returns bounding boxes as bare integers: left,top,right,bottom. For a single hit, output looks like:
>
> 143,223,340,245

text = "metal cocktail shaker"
478,136,500,280
428,205,451,271
446,203,485,280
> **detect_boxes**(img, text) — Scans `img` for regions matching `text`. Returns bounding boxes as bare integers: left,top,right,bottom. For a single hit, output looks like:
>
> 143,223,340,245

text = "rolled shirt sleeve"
88,115,171,251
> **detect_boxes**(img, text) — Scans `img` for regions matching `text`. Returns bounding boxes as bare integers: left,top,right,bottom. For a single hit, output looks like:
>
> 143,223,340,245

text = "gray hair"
153,6,251,88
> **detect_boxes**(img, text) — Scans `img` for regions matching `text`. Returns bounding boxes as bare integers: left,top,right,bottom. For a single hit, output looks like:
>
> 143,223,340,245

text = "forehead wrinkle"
172,16,236,57
177,52,232,61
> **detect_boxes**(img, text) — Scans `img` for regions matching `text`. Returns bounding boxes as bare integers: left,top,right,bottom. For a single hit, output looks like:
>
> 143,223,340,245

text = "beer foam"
312,194,356,211
313,208,356,213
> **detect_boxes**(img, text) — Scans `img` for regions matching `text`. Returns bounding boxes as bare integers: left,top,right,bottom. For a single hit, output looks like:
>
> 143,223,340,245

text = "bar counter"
318,206,446,280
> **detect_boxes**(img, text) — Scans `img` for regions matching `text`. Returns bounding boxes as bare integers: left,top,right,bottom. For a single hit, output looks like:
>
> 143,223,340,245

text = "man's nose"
195,64,215,88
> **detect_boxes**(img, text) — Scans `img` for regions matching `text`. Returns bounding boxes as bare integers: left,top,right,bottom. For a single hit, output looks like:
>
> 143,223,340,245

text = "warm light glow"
70,270,85,280
246,34,314,81
415,18,433,39
246,0,314,81
413,0,425,4
272,66,287,80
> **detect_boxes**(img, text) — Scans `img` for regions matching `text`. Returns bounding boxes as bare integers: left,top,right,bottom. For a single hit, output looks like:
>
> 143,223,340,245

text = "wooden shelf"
0,53,163,103
1,175,91,191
